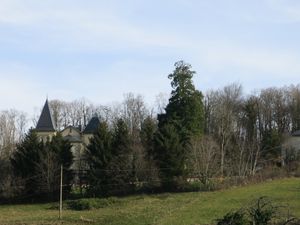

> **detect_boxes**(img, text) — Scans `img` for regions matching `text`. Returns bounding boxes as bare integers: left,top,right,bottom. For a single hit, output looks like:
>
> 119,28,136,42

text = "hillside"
0,178,299,225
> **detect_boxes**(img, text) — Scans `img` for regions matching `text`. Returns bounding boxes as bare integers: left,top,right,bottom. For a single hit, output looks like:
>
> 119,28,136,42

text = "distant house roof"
292,130,300,136
35,100,55,132
83,117,100,134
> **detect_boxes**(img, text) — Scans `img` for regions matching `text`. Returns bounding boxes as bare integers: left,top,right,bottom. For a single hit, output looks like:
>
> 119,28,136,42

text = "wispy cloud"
196,42,300,76
0,0,186,52
0,0,300,114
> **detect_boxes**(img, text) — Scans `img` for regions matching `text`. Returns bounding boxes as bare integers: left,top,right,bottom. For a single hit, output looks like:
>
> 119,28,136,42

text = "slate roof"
83,117,100,134
292,130,300,136
35,100,55,132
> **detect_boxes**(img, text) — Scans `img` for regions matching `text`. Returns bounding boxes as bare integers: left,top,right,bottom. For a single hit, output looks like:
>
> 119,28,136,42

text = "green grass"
0,178,299,225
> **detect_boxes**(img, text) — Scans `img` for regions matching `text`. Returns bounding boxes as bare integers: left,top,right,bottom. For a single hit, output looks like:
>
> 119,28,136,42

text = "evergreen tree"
11,129,43,197
108,119,133,195
86,121,113,196
160,60,204,136
86,119,133,196
140,116,159,188
46,133,73,197
11,130,73,200
155,61,204,190
50,133,73,169
140,116,157,160
112,119,132,155
261,129,282,160
154,122,185,189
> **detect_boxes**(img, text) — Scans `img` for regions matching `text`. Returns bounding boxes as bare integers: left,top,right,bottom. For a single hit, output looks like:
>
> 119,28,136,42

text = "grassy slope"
0,178,299,225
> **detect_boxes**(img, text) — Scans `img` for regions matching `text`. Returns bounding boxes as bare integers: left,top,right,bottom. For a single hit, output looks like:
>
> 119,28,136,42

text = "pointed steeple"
35,100,55,132
83,116,100,134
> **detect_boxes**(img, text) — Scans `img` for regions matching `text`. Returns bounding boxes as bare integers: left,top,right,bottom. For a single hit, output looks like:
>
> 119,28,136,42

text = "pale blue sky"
1,0,300,114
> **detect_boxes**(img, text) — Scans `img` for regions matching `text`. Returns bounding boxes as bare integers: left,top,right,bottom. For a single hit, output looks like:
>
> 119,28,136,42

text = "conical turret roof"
83,116,100,134
35,100,55,132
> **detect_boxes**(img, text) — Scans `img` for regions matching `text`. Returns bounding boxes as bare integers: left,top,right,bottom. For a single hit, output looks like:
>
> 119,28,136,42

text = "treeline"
1,61,300,200
204,82,300,178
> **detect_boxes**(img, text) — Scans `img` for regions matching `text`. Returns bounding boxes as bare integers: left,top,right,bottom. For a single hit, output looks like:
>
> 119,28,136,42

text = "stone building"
35,100,100,183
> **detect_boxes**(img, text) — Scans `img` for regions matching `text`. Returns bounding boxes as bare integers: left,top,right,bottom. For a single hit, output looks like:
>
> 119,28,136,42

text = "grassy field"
0,178,299,225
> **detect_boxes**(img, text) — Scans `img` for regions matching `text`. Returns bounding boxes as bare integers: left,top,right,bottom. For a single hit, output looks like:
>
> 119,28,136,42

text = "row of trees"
84,61,300,193
7,132,73,200
85,61,205,194
85,61,300,194
1,61,300,199
0,110,27,158
204,83,300,178
0,126,73,201
0,110,27,199
46,93,160,132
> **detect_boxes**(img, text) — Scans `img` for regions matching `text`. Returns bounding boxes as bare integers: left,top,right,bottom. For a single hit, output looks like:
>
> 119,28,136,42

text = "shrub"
182,180,218,192
215,197,296,225
66,199,91,210
216,210,249,225
248,197,277,225
66,197,121,211
257,167,287,181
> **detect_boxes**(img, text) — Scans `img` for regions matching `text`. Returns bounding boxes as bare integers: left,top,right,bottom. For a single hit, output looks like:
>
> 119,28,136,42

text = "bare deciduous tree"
0,109,27,199
189,135,219,184
205,83,243,177
121,93,149,138
0,109,27,158
155,92,168,114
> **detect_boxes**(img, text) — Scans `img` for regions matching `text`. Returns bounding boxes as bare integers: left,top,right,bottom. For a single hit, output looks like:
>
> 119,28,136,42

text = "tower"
82,116,100,146
35,99,56,142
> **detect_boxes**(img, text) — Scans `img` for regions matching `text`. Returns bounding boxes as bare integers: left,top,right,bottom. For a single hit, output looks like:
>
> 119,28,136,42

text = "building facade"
35,100,100,184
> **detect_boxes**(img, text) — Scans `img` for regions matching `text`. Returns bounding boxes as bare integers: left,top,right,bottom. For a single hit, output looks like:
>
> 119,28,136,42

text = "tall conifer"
155,61,204,190
86,121,113,196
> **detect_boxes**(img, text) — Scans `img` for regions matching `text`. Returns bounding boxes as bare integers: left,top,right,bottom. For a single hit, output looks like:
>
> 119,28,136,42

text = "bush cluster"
66,197,121,211
216,197,298,225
